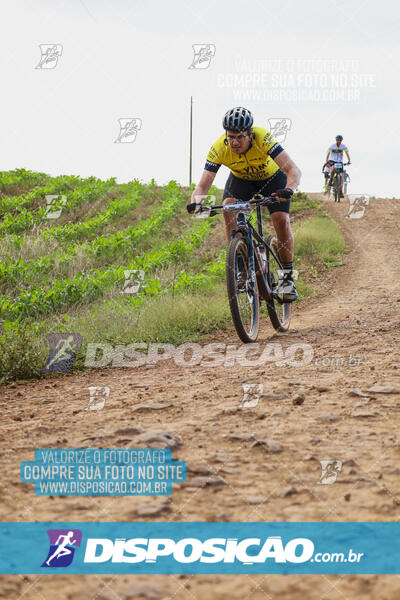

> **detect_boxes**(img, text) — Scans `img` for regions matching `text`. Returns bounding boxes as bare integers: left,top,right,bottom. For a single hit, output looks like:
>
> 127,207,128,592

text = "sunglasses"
226,133,249,142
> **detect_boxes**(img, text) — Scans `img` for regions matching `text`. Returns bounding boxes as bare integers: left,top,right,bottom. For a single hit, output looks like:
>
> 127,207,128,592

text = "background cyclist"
324,135,351,197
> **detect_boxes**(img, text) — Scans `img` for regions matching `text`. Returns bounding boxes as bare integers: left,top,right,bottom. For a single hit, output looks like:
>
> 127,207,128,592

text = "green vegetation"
0,172,346,384
0,177,116,235
294,214,346,267
290,191,320,214
0,168,51,197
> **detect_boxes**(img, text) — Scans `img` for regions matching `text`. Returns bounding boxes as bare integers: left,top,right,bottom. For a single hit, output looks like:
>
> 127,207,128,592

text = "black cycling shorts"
222,170,290,215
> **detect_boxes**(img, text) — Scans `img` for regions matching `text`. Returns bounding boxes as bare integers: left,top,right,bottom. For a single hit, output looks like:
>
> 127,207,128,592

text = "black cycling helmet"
336,135,343,141
223,107,254,132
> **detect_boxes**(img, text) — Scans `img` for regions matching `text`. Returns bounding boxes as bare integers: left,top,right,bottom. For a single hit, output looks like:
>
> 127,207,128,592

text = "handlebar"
187,195,278,215
323,161,350,171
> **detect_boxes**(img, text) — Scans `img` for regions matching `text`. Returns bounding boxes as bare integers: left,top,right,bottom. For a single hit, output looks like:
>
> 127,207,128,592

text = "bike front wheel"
226,236,260,343
334,174,341,202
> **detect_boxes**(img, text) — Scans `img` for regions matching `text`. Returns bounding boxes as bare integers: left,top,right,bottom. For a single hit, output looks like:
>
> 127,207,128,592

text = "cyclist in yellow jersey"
190,107,301,301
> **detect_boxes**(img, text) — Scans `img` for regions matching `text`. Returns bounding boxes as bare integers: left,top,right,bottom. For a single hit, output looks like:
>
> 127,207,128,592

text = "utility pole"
189,96,193,186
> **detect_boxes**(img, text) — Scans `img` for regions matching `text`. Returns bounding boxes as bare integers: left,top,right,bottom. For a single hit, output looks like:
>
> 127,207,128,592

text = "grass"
294,213,346,267
290,191,320,215
77,282,232,347
0,320,47,383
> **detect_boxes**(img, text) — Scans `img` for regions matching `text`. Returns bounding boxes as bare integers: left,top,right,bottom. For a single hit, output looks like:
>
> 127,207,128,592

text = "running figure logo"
86,386,110,410
42,529,82,568
35,44,63,69
192,194,216,219
240,383,264,408
42,334,82,372
317,459,342,485
276,269,299,294
188,44,216,69
114,118,142,143
121,269,145,295
267,118,292,143
45,194,67,219
345,194,370,219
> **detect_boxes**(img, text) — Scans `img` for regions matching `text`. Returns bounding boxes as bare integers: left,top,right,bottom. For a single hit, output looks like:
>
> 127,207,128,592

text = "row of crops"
0,169,223,323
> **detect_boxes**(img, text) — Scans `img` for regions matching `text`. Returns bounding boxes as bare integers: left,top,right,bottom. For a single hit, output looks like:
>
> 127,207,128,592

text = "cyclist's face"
226,130,251,154
336,138,342,146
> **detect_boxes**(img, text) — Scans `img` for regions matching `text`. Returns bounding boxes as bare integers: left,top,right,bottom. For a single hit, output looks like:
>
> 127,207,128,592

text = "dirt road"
1,195,400,599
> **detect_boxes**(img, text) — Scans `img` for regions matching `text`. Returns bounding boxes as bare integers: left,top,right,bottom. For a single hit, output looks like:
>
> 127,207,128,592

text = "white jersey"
327,143,348,162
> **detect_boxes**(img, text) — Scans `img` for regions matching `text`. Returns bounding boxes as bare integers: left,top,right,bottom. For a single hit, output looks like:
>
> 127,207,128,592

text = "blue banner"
0,522,399,574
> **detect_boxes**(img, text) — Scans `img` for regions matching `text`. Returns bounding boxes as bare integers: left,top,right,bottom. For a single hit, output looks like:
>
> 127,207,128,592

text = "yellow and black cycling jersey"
204,126,284,181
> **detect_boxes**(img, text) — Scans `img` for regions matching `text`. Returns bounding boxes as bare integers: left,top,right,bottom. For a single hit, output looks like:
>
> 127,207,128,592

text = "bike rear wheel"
265,235,291,332
226,236,260,343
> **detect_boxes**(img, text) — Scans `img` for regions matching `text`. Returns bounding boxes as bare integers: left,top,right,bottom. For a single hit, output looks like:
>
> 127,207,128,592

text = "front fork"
247,232,256,292
235,214,256,293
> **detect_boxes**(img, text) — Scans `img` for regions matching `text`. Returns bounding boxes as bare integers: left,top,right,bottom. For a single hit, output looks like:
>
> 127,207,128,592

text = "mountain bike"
187,195,292,343
329,161,350,202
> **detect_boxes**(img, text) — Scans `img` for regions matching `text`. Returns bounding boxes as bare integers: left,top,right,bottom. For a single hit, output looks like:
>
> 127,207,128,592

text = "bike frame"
213,198,284,303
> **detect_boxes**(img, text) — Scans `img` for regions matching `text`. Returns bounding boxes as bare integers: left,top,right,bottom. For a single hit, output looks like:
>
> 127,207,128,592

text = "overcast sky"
1,0,398,197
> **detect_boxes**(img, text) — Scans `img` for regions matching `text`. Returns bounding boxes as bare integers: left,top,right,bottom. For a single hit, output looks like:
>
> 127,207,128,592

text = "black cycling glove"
271,188,294,200
186,203,199,214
